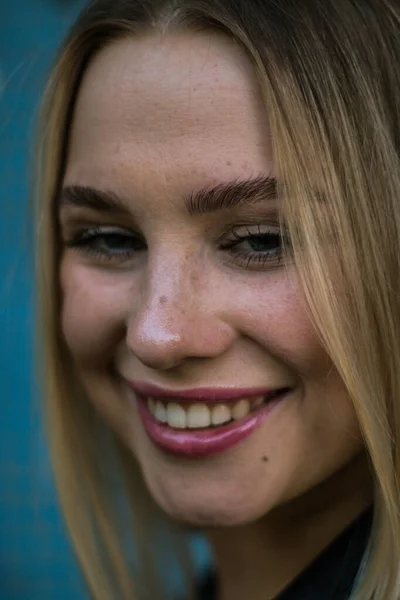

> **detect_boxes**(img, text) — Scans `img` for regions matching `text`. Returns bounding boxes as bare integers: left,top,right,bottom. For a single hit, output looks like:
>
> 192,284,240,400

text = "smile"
146,390,287,430
129,382,292,457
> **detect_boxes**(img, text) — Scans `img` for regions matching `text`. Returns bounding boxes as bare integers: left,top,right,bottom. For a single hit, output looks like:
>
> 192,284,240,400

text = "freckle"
226,160,231,166
159,295,168,305
262,456,269,463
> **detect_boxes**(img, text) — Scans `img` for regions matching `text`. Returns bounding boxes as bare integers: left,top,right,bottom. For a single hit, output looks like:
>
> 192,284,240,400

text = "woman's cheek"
59,257,133,362
227,269,323,373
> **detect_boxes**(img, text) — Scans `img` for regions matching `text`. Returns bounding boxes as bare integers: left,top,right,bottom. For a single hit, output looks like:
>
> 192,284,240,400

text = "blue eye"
221,225,288,269
65,226,145,262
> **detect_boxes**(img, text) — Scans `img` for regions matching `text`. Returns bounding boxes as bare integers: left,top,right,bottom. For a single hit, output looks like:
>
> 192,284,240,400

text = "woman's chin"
143,473,274,528
158,499,264,528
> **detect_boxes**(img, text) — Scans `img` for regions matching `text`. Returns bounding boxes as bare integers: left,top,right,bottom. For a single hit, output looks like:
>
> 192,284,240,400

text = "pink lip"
133,387,291,457
128,380,277,403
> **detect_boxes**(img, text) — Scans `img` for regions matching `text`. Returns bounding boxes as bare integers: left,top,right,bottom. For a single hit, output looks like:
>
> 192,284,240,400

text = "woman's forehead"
64,32,274,187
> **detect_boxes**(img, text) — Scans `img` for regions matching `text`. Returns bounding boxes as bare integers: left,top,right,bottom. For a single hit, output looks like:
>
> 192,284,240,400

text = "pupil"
101,234,141,251
106,234,129,249
249,233,279,252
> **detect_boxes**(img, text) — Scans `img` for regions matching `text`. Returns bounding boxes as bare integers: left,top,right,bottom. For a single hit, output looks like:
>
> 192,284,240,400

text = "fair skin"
59,32,372,599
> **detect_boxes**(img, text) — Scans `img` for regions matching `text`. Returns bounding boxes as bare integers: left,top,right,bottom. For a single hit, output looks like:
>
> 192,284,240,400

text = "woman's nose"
126,265,235,371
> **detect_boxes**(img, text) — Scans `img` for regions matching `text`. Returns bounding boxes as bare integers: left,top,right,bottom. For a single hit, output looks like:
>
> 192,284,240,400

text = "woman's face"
59,32,364,525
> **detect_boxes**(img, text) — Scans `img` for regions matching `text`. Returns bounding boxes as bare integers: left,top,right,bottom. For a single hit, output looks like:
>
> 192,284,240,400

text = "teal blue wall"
0,2,88,598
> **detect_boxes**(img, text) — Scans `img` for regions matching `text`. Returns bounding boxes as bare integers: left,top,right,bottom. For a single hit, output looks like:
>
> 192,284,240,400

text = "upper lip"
126,380,290,403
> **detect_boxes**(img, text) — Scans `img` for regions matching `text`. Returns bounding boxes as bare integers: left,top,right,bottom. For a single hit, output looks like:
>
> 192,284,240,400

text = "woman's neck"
206,453,373,600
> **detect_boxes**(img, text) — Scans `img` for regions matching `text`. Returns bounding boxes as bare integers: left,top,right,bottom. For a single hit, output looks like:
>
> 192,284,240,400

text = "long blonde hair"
35,1,400,598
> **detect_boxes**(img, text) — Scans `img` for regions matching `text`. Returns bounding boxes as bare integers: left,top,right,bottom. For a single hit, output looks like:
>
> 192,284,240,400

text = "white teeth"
167,403,187,429
187,404,211,429
155,400,167,423
232,399,250,420
211,404,232,426
147,395,265,429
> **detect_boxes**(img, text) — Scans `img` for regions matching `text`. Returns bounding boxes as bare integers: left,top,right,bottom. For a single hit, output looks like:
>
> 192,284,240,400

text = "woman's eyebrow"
58,174,277,216
58,185,131,216
186,174,277,215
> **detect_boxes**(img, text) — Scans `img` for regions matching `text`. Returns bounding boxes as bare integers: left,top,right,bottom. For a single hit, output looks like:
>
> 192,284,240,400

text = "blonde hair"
35,1,400,598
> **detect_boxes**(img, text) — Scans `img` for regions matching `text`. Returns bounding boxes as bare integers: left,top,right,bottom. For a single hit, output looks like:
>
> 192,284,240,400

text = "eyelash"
64,227,145,262
64,224,289,270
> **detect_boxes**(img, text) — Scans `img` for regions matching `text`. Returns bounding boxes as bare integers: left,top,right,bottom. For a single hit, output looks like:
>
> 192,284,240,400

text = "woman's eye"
64,226,146,263
220,225,288,269
244,232,281,252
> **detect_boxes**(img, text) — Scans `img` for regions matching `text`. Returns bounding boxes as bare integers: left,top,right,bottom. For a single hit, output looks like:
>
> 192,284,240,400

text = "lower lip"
136,392,289,457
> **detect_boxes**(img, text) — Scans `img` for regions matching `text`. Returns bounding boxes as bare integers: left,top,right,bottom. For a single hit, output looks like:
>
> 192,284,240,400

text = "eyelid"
63,223,139,244
77,225,133,238
59,211,139,233
231,223,280,235
220,222,282,244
